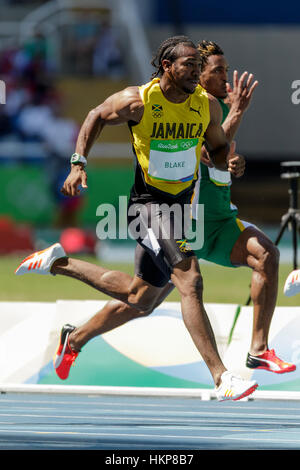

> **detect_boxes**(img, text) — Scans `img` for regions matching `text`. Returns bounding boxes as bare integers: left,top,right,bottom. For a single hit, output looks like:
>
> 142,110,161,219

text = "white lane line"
1,412,300,431
2,398,300,412
0,401,299,418
1,408,300,422
2,423,300,437
0,428,299,446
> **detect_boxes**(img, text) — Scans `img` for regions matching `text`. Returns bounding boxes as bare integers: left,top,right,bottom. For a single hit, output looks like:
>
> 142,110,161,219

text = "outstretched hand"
225,70,258,113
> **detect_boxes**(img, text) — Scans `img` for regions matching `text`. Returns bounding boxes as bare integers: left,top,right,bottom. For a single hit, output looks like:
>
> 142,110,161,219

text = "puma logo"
190,107,201,116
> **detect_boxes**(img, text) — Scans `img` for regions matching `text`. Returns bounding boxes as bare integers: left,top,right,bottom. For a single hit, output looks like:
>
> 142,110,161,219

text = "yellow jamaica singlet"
129,78,210,201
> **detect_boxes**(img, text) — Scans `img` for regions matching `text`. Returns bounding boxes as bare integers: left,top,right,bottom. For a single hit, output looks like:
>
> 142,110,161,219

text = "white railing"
112,0,153,82
19,0,111,40
14,0,152,83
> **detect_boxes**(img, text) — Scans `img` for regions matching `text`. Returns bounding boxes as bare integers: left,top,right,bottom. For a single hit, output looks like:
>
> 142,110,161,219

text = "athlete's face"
166,46,201,95
199,55,229,99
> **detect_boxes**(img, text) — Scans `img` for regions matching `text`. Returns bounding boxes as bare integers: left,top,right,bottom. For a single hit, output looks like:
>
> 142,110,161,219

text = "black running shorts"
127,198,195,287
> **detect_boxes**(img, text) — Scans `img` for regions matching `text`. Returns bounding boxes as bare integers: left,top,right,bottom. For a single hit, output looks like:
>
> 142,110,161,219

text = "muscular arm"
62,87,144,197
204,95,230,171
75,86,144,157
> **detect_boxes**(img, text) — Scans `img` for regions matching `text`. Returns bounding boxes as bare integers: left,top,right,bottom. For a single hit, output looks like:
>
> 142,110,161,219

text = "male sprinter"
15,36,258,401
81,41,294,376
43,39,296,382
194,40,295,373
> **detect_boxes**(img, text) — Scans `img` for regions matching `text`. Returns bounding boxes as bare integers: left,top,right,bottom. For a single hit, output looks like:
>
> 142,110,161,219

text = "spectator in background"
0,39,83,226
0,19,121,225
14,83,83,227
41,101,82,228
0,30,52,141
92,20,125,79
14,85,54,141
5,77,31,127
23,31,47,64
12,31,50,82
0,106,12,139
67,12,100,75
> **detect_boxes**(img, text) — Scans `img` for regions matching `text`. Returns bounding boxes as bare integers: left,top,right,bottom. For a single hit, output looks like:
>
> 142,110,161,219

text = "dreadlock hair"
151,35,197,79
197,40,224,71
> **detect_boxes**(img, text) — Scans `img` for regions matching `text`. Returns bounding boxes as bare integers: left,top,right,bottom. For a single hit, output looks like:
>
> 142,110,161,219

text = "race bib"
208,167,232,186
148,138,197,182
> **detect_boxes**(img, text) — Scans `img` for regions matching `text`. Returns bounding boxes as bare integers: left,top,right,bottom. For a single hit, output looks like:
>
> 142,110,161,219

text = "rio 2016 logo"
0,80,6,104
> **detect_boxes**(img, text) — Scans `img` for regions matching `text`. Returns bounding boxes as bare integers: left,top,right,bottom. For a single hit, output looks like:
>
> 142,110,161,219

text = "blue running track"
0,391,300,451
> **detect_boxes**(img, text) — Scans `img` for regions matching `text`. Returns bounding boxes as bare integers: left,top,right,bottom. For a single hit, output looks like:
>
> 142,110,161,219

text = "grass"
2,254,300,306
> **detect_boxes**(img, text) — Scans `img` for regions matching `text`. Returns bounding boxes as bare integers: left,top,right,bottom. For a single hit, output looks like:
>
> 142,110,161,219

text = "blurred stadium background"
0,0,299,305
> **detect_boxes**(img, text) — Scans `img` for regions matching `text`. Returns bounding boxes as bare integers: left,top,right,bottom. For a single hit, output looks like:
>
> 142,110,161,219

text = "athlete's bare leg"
230,226,280,356
51,257,165,311
171,256,226,387
69,282,174,351
51,255,226,386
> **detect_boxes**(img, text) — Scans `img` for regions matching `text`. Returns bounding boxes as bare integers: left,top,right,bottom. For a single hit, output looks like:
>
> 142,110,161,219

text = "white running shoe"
15,243,66,276
215,371,258,401
284,269,300,297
